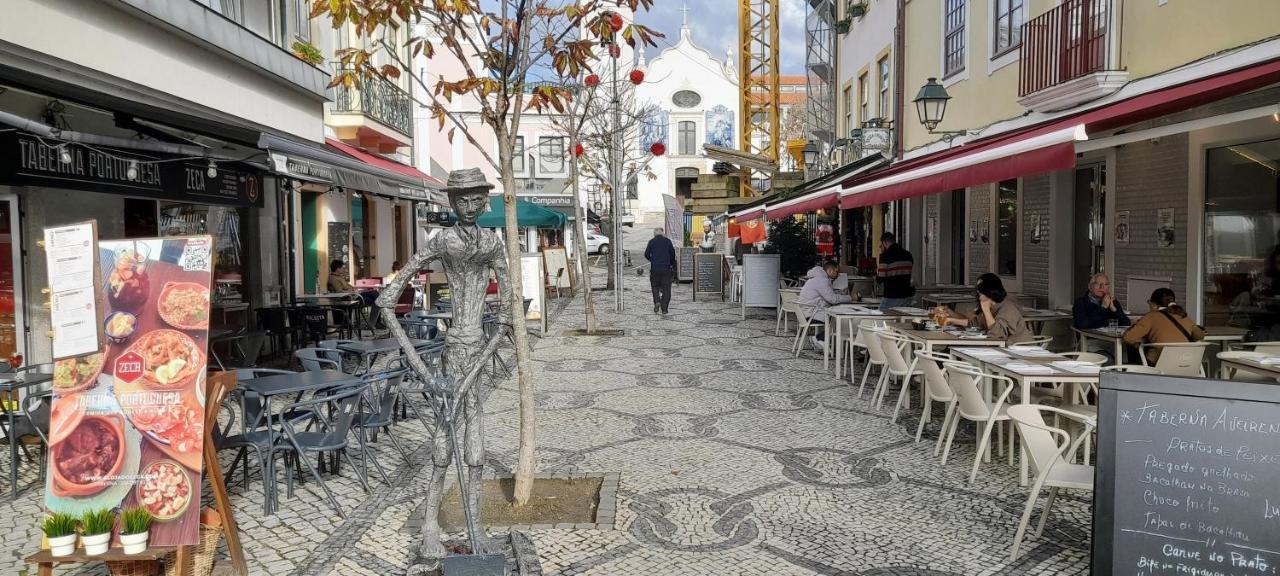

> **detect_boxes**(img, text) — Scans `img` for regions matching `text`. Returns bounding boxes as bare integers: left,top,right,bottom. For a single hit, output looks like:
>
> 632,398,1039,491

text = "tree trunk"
498,133,537,506
603,217,617,290
569,157,597,333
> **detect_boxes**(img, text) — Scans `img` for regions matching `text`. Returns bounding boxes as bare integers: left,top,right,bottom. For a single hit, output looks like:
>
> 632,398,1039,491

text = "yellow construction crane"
738,0,780,197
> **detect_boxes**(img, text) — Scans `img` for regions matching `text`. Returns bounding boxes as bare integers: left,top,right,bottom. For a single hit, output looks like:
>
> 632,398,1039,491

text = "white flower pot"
120,531,149,555
82,532,111,555
47,534,77,557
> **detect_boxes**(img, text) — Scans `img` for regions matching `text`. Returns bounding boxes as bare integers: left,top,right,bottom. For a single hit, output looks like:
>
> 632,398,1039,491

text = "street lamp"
802,140,820,168
913,78,970,140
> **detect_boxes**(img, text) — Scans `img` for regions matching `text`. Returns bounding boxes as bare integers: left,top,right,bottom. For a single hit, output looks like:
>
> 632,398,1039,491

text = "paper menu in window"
43,221,102,360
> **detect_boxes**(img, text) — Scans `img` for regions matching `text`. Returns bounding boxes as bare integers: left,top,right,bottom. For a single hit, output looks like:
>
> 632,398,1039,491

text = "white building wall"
834,0,898,137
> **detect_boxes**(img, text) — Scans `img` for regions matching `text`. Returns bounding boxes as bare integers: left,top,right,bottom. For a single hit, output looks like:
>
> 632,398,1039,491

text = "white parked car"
620,212,636,227
585,232,611,254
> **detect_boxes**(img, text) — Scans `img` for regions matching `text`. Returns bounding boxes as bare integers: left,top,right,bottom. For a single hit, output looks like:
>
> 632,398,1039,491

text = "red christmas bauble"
584,74,600,88
629,69,645,85
574,143,584,157
609,44,621,59
650,142,666,156
609,12,624,32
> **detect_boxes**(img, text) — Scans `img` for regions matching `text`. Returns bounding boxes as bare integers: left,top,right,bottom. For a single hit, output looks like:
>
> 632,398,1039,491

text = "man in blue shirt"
645,227,677,314
1072,273,1130,360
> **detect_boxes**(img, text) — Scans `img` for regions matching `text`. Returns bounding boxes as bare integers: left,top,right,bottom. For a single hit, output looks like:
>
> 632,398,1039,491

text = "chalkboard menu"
678,247,697,282
1094,372,1280,575
327,222,350,266
693,253,724,301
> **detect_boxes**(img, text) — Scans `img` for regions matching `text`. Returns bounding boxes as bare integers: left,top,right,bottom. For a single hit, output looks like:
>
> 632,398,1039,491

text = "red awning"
767,192,839,219
840,56,1280,209
326,138,444,186
734,208,765,221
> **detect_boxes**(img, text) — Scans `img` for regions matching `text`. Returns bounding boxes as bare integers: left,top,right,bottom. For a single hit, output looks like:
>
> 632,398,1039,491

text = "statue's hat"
444,168,496,193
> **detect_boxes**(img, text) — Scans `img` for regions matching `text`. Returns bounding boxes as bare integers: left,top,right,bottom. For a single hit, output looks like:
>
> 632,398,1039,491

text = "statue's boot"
465,465,501,554
408,463,450,571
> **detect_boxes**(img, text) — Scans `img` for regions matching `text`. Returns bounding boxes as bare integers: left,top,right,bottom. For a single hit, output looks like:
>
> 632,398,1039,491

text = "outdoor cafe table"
238,370,363,514
1218,354,1280,380
1076,325,1249,365
920,293,974,310
893,328,1006,354
1021,309,1072,335
949,346,1100,485
823,305,927,375
0,371,52,498
338,337,432,374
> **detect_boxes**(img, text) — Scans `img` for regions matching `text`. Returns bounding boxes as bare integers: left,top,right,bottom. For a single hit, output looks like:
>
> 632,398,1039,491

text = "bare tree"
315,0,661,505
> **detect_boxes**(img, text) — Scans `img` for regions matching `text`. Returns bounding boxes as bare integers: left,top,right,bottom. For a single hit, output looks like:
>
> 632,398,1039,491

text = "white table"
892,328,1006,354
1075,326,1127,364
951,346,1100,485
824,305,895,375
1022,309,1071,335
1218,354,1280,379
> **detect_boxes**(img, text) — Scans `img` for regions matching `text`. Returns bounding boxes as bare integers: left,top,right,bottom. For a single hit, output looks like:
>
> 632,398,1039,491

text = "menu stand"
24,372,247,576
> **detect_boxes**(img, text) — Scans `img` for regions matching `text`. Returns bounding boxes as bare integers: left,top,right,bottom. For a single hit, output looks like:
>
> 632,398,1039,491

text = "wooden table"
950,346,1100,484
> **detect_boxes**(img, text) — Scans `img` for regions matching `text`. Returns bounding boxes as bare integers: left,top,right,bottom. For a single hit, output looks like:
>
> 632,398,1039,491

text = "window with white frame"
512,136,526,174
877,56,891,120
943,0,966,77
537,136,564,174
274,0,309,45
858,73,869,125
678,121,697,155
842,85,853,134
993,0,1022,56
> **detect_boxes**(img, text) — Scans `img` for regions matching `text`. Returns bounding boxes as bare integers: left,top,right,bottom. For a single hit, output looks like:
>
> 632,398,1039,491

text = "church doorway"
675,167,698,202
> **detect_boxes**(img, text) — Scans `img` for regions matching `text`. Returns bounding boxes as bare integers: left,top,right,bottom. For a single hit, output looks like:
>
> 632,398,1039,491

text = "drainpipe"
893,0,906,161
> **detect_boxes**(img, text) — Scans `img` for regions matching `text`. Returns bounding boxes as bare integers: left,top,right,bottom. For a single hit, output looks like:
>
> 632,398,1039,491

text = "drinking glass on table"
1107,319,1119,331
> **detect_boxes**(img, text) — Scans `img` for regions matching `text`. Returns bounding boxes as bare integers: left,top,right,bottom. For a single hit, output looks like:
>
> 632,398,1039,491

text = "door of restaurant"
948,189,966,284
0,195,25,368
1072,163,1107,292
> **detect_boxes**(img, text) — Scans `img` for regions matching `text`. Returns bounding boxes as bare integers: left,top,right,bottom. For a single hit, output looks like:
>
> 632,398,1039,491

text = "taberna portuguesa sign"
0,131,264,207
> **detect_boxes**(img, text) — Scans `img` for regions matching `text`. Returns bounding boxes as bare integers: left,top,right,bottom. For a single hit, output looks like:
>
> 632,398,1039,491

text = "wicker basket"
162,523,223,576
106,559,160,576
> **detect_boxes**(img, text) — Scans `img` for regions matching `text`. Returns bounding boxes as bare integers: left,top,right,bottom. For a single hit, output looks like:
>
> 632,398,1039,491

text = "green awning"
476,196,567,228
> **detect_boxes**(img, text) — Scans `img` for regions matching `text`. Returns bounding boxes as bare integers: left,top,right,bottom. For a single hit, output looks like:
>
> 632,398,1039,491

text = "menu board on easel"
521,253,547,333
542,247,571,290
44,221,102,360
740,254,780,319
45,236,214,547
677,247,697,282
693,253,724,301
1093,372,1280,575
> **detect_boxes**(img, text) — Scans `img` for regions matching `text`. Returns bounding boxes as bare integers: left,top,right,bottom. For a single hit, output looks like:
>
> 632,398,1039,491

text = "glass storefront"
159,202,248,304
0,199,18,366
1203,137,1280,335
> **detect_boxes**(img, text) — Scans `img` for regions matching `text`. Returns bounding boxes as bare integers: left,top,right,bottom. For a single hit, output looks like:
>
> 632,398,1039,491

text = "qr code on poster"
179,239,213,272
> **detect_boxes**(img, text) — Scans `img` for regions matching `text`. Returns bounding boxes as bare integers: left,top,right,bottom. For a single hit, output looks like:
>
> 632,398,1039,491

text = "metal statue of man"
377,168,512,569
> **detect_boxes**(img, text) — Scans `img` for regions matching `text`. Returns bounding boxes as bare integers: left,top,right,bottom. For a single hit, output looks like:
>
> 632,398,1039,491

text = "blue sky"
634,0,807,75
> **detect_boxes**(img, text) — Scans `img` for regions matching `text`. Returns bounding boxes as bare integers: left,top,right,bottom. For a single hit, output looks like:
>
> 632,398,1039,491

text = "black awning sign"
1,132,263,207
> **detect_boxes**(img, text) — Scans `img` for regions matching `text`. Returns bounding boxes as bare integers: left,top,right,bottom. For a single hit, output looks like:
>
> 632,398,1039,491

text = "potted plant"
41,513,78,557
119,507,153,555
80,509,114,555
291,40,325,66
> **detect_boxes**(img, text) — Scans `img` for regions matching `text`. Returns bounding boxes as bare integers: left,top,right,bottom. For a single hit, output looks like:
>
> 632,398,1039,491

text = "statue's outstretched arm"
378,246,439,382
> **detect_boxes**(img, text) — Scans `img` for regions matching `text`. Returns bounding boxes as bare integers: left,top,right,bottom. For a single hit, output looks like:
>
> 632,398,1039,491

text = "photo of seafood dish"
52,415,125,497
137,460,192,521
126,403,204,456
157,282,211,330
52,351,105,395
126,329,203,390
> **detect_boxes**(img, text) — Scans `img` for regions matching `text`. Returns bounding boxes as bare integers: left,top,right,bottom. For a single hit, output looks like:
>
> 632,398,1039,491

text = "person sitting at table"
1122,288,1204,364
1072,273,1131,361
327,259,354,293
934,273,1034,344
798,261,857,347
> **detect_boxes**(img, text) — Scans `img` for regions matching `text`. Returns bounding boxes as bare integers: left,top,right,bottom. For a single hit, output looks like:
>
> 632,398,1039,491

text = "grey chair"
274,382,370,518
351,367,413,486
295,348,342,372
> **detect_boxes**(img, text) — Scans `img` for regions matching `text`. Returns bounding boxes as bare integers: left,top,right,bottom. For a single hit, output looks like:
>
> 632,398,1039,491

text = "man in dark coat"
645,227,677,314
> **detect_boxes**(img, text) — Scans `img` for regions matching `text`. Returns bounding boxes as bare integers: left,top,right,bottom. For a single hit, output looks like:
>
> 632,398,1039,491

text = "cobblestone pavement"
1,235,1090,576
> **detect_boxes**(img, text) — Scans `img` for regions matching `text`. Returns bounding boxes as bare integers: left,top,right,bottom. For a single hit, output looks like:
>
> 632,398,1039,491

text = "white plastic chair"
939,362,1018,485
776,290,801,336
846,319,885,383
913,350,956,444
1022,334,1054,348
1140,342,1211,377
1244,341,1280,355
1058,352,1107,365
1007,404,1095,562
1217,351,1278,382
876,331,924,419
1100,364,1161,375
793,305,823,357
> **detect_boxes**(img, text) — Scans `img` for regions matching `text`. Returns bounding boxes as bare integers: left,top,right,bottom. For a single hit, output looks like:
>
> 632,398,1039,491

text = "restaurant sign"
45,236,213,546
521,193,576,216
0,132,263,207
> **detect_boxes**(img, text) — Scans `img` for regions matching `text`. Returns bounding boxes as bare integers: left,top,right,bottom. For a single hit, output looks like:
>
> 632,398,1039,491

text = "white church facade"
632,18,739,217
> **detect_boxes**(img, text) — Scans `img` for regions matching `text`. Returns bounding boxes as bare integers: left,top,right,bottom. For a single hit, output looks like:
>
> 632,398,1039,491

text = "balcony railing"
1018,0,1113,97
333,72,413,137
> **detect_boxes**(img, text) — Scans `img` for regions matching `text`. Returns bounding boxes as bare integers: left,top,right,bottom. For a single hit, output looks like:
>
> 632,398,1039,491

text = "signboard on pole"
740,254,780,319
662,194,685,247
45,236,214,546
44,221,102,359
1093,372,1280,575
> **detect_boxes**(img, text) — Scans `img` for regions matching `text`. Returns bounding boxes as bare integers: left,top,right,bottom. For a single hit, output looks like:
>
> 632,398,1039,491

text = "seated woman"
933,273,1034,344
1122,287,1205,364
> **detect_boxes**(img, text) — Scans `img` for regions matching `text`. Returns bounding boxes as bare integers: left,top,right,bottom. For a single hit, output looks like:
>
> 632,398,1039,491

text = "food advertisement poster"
45,236,213,546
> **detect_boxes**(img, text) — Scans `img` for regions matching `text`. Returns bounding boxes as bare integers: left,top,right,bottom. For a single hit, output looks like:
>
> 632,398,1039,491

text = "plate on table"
115,370,206,471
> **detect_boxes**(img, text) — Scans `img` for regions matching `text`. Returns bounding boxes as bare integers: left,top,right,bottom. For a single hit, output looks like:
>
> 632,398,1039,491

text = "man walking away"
645,227,677,314
876,232,915,310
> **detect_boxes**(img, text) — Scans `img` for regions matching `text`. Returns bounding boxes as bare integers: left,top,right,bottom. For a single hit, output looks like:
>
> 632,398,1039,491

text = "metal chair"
350,367,413,486
295,348,342,372
273,382,371,518
1007,404,1094,562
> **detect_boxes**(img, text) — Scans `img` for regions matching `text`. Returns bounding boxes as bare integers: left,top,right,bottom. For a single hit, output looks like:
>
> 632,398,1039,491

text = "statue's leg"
462,386,497,553
411,424,452,571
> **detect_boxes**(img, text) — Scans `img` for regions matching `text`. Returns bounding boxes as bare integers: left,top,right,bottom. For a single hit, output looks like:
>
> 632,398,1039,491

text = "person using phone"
933,273,1033,344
